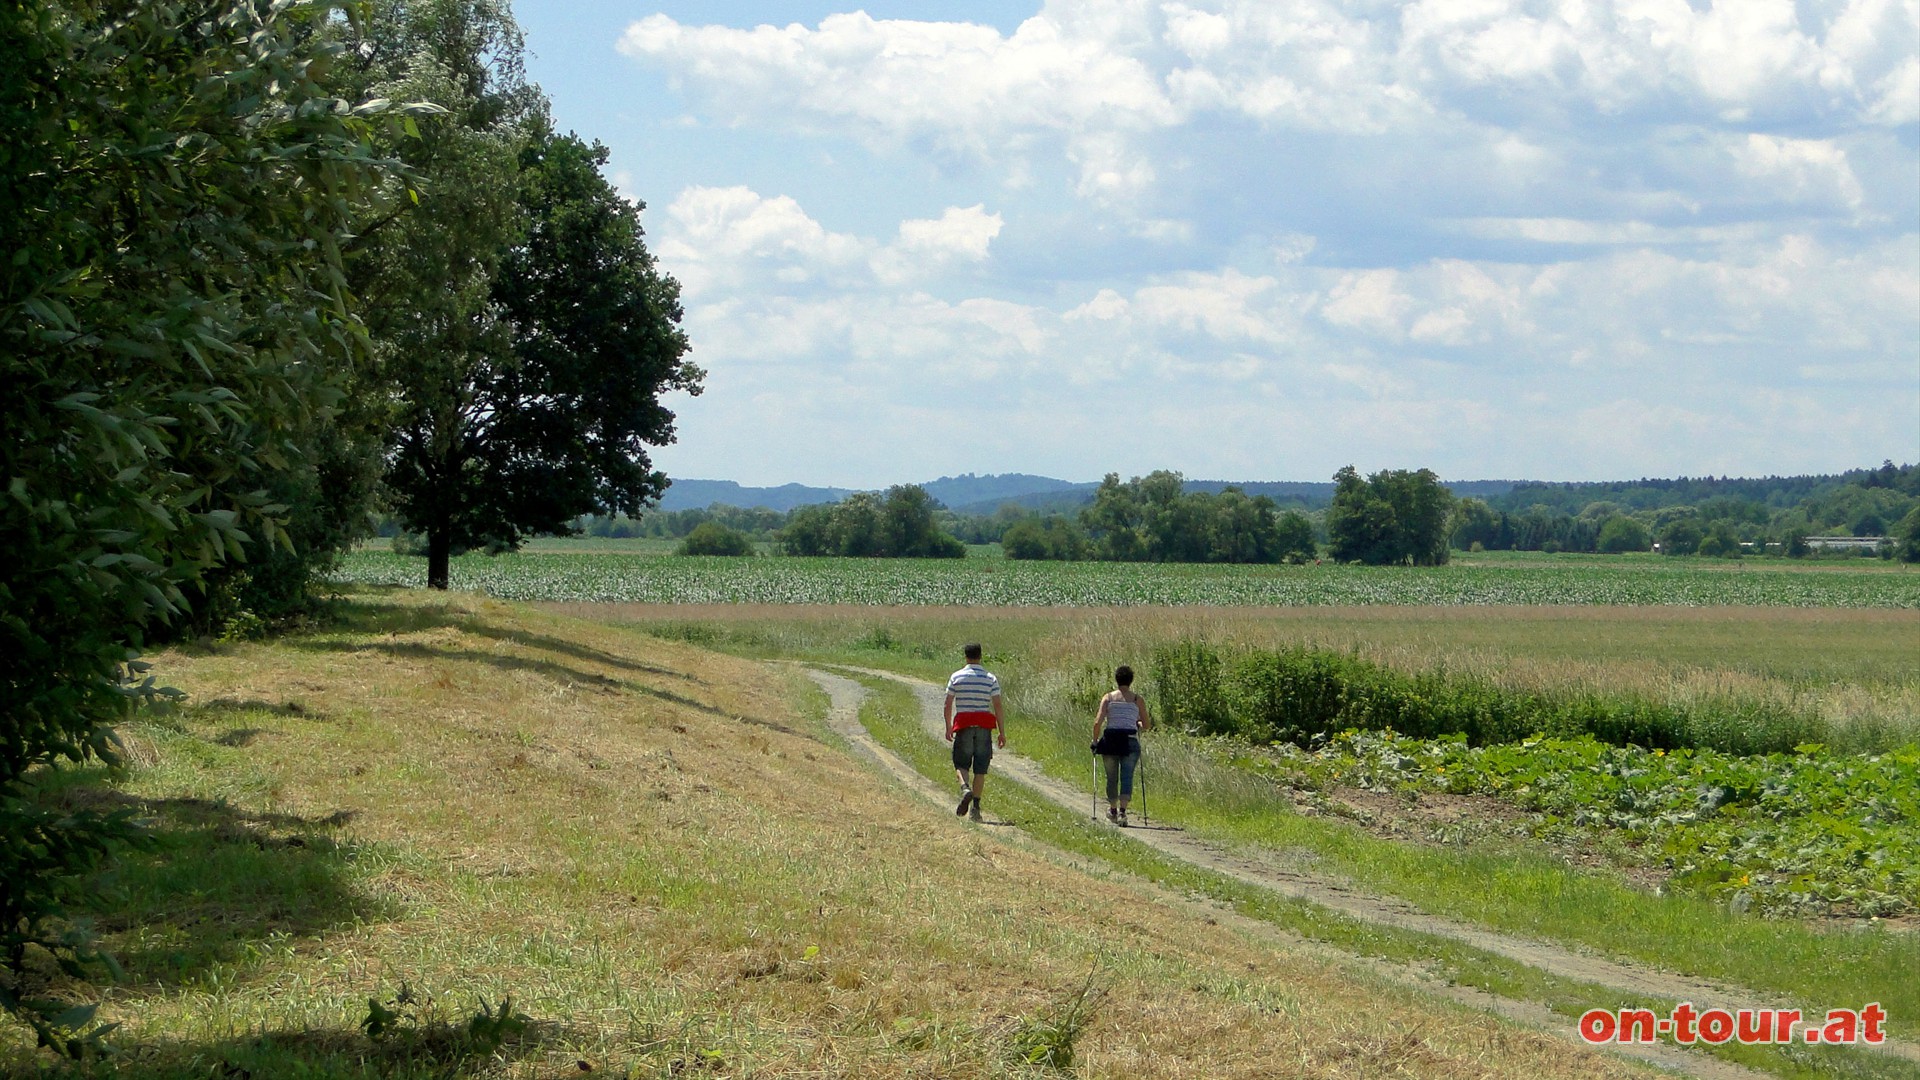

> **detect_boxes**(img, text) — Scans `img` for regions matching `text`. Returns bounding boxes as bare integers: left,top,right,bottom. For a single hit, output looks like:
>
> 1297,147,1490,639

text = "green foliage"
1595,515,1652,554
1,0,396,1051
1001,516,1089,560
360,983,529,1063
1326,466,1454,565
1150,640,1830,754
1893,506,1920,563
347,1,699,589
678,522,754,557
1007,967,1104,1072
1697,520,1744,558
1251,732,1920,917
584,503,787,540
1658,517,1704,556
1149,641,1228,735
1076,471,1302,563
778,486,965,557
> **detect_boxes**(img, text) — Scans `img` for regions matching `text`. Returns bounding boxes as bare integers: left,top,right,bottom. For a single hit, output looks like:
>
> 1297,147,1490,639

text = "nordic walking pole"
1139,750,1147,828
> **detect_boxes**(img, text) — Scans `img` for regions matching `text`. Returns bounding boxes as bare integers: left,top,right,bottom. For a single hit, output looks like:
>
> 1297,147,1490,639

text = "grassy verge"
1,589,1678,1079
842,673,1914,1080
999,670,1920,1032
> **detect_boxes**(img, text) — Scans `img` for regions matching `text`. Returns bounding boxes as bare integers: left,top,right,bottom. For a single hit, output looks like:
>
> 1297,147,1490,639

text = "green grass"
841,674,1915,1080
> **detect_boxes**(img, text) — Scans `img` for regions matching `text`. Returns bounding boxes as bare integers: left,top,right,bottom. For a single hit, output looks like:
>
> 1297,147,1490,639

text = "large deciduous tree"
1,0,389,1051
1326,466,1455,565
347,0,699,588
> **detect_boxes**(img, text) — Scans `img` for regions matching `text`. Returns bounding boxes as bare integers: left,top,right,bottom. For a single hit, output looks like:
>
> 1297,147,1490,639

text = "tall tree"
2,0,390,1050
344,0,533,588
347,2,699,588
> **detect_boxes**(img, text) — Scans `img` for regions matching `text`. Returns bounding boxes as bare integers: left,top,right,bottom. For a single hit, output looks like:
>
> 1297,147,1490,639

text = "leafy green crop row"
333,550,1920,608
1150,639,1840,754
1235,732,1920,918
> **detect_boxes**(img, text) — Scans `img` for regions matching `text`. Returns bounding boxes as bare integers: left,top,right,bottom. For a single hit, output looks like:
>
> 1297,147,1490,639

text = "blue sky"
513,0,1919,487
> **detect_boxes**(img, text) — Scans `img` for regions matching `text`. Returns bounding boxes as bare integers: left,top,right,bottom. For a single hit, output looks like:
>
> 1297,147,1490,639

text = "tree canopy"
1073,471,1314,564
1326,466,1454,566
1,0,403,1050
342,0,699,588
779,486,966,558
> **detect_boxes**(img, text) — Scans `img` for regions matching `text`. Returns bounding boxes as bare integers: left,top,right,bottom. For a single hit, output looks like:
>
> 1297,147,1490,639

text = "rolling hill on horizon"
656,463,1915,519
658,472,1521,515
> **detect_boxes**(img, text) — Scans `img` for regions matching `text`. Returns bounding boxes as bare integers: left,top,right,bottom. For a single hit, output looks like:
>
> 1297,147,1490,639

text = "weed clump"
1006,967,1105,1072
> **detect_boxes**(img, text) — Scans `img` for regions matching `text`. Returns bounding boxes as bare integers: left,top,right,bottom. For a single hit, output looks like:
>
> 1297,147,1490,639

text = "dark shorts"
952,726,994,774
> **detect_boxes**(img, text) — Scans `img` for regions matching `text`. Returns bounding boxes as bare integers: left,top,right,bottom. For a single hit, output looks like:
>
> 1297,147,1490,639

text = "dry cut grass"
5,589,1665,1078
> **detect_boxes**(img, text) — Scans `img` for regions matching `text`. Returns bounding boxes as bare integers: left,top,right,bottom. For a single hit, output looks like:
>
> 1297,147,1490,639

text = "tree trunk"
427,525,451,590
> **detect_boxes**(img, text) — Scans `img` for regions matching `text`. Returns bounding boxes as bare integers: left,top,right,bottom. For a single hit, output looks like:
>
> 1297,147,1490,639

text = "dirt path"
804,664,1915,1078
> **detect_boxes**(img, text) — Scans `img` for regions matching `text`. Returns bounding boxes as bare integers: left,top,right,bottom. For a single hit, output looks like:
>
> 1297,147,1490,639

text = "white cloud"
1731,134,1865,210
611,7,1918,485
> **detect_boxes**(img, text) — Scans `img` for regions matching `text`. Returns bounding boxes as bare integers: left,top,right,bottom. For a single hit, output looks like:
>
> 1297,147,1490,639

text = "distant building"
1804,536,1886,551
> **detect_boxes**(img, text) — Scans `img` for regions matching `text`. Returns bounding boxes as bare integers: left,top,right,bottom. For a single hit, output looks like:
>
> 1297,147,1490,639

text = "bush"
1148,641,1230,736
679,522,754,556
1894,506,1920,563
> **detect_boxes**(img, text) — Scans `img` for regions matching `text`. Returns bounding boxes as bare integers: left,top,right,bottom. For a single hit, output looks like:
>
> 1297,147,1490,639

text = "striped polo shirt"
947,663,1001,728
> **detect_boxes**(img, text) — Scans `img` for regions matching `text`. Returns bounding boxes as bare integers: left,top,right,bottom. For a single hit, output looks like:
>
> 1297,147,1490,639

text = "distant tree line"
615,460,1920,566
1452,462,1920,559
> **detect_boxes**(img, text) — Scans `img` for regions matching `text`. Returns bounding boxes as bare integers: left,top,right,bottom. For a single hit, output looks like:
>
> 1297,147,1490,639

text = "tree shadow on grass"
287,635,817,743
49,785,393,991
326,594,709,685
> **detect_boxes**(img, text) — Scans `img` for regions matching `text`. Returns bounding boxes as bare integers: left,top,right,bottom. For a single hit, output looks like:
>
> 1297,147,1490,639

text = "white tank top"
1104,697,1141,732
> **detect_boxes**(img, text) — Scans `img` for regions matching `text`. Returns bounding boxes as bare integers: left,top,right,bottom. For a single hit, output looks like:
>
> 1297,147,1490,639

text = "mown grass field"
4,591,1670,1079
335,547,1920,607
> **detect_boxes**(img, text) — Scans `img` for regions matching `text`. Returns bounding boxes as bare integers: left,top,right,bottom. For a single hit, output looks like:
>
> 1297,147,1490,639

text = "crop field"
333,548,1920,607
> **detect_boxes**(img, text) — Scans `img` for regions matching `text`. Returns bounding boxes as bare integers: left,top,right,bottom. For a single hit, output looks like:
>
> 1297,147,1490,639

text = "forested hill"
1488,462,1919,515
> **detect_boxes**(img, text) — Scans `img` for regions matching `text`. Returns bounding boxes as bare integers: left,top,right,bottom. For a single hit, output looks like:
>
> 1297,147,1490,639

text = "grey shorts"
952,726,994,774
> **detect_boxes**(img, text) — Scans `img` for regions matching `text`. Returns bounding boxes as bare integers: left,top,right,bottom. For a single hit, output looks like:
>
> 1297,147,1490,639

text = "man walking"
945,643,1004,823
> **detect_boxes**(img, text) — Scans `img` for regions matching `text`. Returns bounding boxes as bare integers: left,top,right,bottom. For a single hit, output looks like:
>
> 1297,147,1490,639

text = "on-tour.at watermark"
1579,1003,1887,1047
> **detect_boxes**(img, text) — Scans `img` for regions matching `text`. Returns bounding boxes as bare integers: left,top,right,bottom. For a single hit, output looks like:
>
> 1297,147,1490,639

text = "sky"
510,0,1920,487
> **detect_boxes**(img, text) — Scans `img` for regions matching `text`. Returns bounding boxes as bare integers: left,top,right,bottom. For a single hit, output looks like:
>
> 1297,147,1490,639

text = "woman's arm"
1137,695,1151,732
1091,695,1110,742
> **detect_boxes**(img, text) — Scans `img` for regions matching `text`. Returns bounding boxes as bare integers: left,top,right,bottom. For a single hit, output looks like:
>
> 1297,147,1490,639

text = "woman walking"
1089,665,1150,826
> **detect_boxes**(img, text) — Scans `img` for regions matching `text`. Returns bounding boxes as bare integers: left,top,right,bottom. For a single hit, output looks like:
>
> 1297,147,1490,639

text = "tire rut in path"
800,665,1789,1080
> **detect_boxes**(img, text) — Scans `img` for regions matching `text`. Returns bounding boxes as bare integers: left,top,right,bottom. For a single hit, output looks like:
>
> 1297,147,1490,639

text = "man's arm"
992,692,1006,747
943,692,956,741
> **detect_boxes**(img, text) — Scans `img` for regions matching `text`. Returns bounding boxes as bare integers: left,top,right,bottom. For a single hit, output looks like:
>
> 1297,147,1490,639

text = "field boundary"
799,664,1785,1080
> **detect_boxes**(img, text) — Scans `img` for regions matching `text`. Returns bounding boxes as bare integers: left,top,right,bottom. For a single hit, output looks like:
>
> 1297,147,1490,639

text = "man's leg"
952,730,976,814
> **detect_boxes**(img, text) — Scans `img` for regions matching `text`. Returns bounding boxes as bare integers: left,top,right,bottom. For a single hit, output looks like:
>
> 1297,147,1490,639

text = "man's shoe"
969,803,985,823
956,786,974,816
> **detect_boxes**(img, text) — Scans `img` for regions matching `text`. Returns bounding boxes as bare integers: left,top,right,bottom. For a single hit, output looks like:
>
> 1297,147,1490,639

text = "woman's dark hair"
1114,665,1133,687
